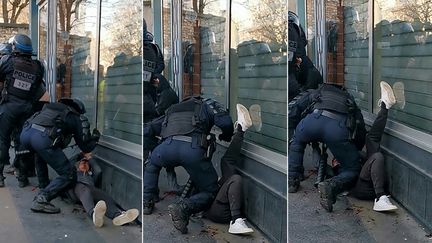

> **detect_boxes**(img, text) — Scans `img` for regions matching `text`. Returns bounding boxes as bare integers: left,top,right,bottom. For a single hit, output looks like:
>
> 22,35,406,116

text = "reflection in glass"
231,0,287,154
57,0,98,126
98,0,142,144
181,0,227,106
374,0,432,134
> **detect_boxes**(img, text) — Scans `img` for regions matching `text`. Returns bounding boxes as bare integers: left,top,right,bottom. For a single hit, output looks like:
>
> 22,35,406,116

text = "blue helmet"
9,34,33,54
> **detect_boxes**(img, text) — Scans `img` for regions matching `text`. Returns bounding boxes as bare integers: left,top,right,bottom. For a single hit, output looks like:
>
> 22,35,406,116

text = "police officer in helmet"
20,98,101,214
143,96,234,234
0,34,48,187
288,77,366,212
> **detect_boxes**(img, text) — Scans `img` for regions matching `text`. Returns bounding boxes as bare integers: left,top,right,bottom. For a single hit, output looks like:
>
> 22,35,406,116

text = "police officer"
0,34,48,187
20,98,100,213
143,96,234,234
288,11,307,101
143,19,164,83
288,80,366,212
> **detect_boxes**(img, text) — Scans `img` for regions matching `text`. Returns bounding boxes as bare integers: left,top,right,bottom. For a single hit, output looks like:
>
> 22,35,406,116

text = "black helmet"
9,34,33,54
0,43,12,55
288,11,300,28
59,97,86,114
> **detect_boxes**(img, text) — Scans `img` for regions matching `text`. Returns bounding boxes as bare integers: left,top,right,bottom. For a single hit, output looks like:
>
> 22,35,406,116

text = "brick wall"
326,2,345,86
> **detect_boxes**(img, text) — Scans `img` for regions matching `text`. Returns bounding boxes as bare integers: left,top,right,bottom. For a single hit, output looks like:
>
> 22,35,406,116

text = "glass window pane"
38,4,47,61
230,0,287,154
98,0,142,144
322,0,370,110
373,0,432,133
181,0,227,106
162,1,173,82
58,0,98,127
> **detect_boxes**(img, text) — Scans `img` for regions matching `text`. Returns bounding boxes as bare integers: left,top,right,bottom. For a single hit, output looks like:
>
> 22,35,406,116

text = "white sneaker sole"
93,200,106,228
237,104,252,131
380,81,396,107
373,206,398,212
228,228,254,235
113,209,139,226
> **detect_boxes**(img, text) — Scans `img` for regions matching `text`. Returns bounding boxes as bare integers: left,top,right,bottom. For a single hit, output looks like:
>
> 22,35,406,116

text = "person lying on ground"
68,153,140,227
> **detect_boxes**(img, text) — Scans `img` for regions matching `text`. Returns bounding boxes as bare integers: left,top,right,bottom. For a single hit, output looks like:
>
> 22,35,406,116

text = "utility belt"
313,109,346,123
171,133,216,160
30,123,63,147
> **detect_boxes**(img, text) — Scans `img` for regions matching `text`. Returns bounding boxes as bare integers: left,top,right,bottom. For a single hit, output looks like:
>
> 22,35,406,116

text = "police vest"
6,56,42,100
160,97,208,139
314,85,351,114
143,43,158,82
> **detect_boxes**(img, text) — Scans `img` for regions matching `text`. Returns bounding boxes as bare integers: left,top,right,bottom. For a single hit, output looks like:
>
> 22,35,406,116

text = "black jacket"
154,74,178,116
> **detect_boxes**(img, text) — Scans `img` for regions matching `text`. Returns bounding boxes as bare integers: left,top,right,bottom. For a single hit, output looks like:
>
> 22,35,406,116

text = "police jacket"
154,74,179,116
288,22,307,72
144,82,157,123
143,41,164,81
0,54,45,102
144,97,234,143
288,84,366,149
28,102,98,153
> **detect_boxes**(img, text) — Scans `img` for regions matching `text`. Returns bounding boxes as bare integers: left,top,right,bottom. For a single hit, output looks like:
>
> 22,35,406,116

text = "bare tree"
192,0,219,15
391,0,432,23
1,0,29,23
58,0,85,32
241,0,287,48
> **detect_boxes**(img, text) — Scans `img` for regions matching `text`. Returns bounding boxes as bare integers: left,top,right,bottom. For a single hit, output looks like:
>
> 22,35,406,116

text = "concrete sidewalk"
0,172,141,243
289,169,432,243
143,192,269,243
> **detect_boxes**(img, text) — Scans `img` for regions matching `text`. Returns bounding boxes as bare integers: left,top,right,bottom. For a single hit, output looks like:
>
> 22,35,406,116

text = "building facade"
146,0,287,242
292,0,432,232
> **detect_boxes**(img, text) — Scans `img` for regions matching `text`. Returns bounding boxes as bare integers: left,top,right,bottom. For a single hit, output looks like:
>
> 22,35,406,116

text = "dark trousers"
351,106,388,199
74,183,122,218
143,137,219,213
0,99,33,177
20,125,76,201
289,112,361,193
206,131,244,223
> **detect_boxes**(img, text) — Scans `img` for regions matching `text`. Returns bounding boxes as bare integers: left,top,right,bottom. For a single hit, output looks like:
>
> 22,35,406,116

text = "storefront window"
373,0,432,133
230,0,287,154
342,0,370,110
162,1,173,82
38,4,47,61
59,0,98,126
181,0,227,106
98,0,142,144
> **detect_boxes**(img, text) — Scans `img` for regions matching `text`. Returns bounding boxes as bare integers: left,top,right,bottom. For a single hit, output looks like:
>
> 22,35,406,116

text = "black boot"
168,201,190,234
0,175,4,187
288,177,300,193
18,177,29,188
30,194,60,214
318,180,337,212
143,199,154,215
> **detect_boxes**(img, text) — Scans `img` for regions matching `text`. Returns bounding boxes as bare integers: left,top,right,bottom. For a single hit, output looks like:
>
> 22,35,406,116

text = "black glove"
218,133,231,142
91,128,101,142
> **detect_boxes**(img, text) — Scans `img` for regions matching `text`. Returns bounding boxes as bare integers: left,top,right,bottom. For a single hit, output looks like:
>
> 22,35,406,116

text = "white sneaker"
249,104,262,132
373,195,398,212
113,208,139,226
228,218,254,235
379,81,396,109
93,200,106,227
236,104,252,131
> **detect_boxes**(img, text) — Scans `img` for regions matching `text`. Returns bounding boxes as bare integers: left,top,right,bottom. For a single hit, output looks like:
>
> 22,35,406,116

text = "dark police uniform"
143,96,233,233
288,84,366,212
20,100,100,213
288,12,307,102
0,52,45,185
